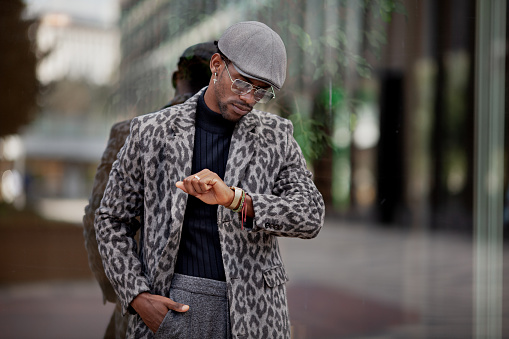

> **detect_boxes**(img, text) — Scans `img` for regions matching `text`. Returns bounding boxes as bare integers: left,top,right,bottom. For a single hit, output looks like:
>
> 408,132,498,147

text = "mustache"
232,101,253,111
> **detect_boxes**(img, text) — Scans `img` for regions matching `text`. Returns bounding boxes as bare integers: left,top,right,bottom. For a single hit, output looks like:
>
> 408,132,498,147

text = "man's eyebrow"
242,76,271,90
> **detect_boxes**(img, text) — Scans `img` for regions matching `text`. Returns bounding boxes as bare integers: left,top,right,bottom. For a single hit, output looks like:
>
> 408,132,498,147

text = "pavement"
0,217,508,339
279,218,509,339
0,280,114,339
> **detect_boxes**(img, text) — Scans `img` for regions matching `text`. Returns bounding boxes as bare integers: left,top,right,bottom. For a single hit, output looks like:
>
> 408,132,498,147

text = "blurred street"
0,280,114,339
0,216,508,338
0,209,114,338
280,218,508,339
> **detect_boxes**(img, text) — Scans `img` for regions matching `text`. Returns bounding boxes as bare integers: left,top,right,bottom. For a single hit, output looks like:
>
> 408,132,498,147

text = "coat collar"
167,88,261,136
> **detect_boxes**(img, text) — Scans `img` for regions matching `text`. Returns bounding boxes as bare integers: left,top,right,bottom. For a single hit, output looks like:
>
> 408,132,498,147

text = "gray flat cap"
218,21,287,90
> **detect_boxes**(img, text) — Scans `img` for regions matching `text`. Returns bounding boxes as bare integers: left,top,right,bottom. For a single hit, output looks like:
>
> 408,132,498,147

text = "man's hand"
176,169,234,207
130,292,189,333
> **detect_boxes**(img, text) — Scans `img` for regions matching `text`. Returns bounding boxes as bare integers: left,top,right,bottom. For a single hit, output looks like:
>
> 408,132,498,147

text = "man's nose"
239,89,257,105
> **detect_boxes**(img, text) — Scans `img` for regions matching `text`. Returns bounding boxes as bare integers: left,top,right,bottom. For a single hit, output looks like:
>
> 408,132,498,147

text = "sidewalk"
279,217,509,339
0,280,114,339
0,217,507,338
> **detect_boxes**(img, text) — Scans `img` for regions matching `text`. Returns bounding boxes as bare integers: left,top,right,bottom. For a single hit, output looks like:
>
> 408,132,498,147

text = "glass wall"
0,0,507,338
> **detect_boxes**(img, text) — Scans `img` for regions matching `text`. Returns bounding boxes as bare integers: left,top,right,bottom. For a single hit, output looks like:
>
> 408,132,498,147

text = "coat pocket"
263,265,289,288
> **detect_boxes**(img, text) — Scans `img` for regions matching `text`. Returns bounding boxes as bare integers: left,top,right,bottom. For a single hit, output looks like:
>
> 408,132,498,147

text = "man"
83,42,216,339
95,21,325,339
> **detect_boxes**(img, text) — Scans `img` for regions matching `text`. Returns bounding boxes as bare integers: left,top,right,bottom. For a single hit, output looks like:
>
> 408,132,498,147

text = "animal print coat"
95,89,325,338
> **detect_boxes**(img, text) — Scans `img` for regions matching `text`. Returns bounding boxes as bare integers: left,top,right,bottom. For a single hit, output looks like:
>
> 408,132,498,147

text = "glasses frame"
222,60,275,104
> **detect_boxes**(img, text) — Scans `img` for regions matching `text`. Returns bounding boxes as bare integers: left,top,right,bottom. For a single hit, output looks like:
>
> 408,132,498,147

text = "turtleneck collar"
196,91,236,134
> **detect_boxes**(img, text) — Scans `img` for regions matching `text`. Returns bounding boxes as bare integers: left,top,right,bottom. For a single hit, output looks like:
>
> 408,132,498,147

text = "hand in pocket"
130,292,189,333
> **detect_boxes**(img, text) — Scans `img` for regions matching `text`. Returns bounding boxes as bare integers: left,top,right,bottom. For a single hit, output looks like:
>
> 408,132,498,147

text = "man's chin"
221,111,243,122
220,104,251,122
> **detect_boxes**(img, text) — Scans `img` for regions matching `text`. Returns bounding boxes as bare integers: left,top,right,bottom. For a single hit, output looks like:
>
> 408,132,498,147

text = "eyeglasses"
222,60,275,104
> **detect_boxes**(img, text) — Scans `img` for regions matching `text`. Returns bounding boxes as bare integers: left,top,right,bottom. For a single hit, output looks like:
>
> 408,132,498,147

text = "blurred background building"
2,0,120,222
0,0,507,338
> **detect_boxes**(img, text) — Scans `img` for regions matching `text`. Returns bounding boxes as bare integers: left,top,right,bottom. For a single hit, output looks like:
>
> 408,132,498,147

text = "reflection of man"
83,42,216,339
95,21,325,339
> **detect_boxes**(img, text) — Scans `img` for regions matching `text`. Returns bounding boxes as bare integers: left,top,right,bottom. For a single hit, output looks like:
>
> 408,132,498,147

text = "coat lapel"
166,104,196,224
223,111,260,187
153,94,198,289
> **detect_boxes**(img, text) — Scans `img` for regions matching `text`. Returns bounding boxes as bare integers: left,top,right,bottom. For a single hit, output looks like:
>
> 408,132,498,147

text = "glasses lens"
231,79,275,103
231,79,252,95
254,89,275,103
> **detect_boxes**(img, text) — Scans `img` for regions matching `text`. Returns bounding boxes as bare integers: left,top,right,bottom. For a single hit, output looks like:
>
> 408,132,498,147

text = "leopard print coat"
95,89,325,338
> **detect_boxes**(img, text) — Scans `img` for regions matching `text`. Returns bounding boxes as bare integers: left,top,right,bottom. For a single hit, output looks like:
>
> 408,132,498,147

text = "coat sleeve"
83,121,130,305
248,120,325,239
95,118,151,315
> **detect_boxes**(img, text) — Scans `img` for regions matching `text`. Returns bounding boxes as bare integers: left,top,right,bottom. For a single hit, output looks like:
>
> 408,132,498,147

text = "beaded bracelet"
241,196,247,230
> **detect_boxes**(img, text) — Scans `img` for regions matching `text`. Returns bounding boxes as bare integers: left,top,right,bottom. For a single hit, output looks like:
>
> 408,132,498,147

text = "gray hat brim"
232,64,275,89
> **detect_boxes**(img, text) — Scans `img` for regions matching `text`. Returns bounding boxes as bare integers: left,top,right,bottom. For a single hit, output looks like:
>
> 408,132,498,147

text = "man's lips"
232,102,252,115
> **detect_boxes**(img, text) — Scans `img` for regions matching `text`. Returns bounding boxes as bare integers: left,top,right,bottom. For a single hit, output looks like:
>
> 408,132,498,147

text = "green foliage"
275,0,405,160
377,0,408,21
289,112,332,161
288,86,347,161
288,23,313,51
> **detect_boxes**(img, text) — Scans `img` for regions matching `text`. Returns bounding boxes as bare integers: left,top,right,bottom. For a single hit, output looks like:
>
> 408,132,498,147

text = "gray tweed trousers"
154,274,231,339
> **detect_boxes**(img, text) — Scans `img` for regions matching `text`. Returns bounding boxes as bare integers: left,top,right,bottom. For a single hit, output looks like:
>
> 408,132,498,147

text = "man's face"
212,59,271,122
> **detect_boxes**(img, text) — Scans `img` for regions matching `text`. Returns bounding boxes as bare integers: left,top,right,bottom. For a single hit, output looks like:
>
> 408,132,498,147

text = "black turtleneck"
174,92,236,281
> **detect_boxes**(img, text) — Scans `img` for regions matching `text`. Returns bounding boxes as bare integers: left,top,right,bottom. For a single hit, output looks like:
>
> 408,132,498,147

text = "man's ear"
210,53,222,73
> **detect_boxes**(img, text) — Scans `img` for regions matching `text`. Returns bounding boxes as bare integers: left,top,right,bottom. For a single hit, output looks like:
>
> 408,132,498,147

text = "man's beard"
218,99,253,122
214,79,253,122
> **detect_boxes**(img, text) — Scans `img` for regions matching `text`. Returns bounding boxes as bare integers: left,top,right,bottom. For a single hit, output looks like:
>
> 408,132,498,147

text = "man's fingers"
167,300,190,312
179,176,199,195
176,179,208,196
176,170,229,205
191,175,205,193
175,181,186,192
178,304,190,312
196,178,216,193
193,172,217,193
176,174,216,195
